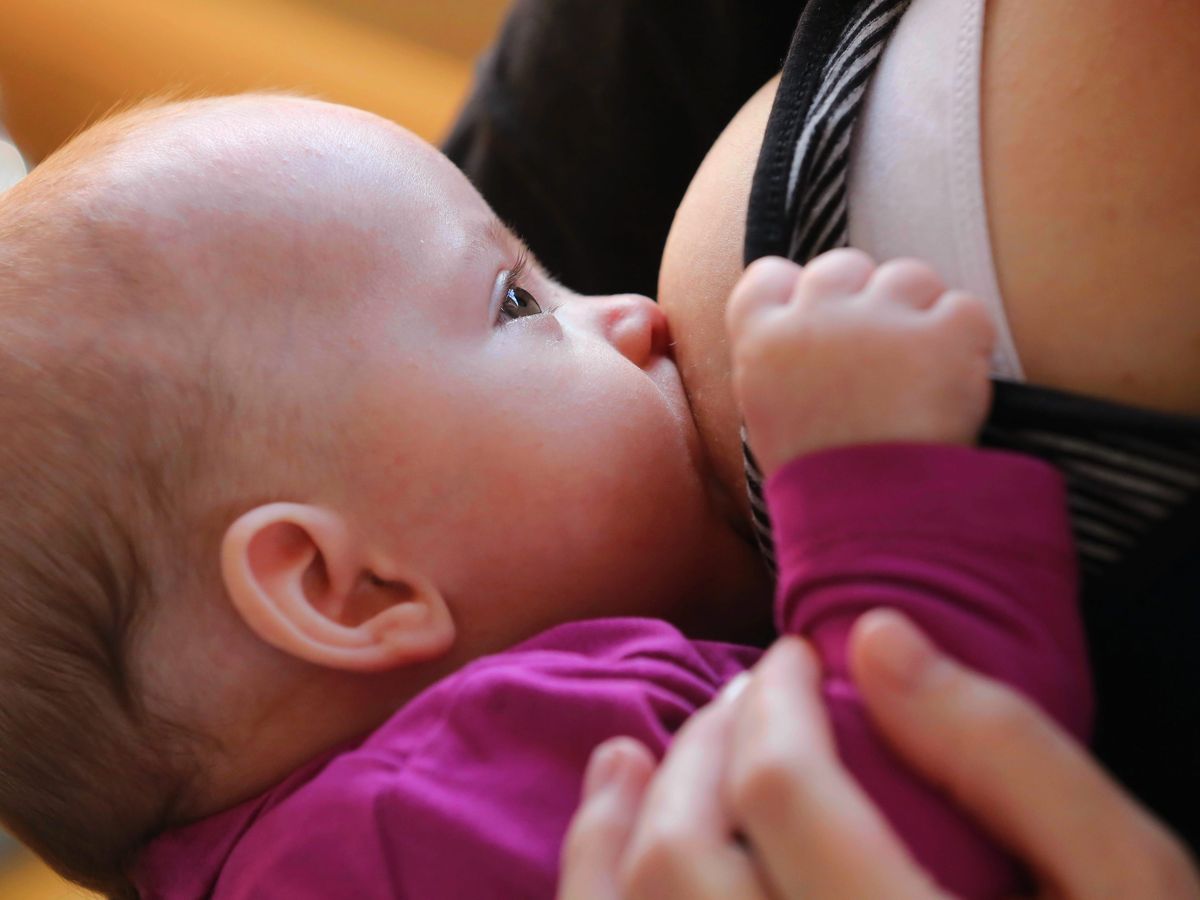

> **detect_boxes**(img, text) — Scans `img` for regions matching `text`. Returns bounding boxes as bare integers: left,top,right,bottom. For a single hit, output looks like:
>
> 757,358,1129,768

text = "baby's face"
131,97,767,649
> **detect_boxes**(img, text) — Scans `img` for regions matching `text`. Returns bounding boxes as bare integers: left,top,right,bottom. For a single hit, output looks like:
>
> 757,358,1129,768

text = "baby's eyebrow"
464,219,555,292
480,217,542,273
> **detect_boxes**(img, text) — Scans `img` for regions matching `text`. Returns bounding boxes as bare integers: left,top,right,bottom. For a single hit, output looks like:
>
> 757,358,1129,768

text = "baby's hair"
0,96,265,897
0,360,203,898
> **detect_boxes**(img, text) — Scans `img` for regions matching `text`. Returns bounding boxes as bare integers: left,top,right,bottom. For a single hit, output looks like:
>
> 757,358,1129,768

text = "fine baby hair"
0,99,231,896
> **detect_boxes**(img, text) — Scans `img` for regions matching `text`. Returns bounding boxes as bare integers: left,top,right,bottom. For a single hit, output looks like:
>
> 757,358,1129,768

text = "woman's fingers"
851,610,1200,899
725,637,944,900
565,619,1200,900
620,688,772,900
558,738,656,900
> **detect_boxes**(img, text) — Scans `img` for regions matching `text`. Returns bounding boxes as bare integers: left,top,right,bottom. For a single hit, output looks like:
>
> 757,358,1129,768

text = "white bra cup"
846,0,1024,380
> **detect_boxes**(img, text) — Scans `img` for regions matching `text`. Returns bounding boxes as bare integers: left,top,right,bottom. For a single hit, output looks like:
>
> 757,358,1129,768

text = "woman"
445,0,1200,890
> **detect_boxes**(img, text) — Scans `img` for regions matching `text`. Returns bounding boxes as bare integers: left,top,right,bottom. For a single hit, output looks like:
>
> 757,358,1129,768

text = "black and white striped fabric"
742,0,1200,585
985,384,1200,581
744,0,913,574
784,0,912,261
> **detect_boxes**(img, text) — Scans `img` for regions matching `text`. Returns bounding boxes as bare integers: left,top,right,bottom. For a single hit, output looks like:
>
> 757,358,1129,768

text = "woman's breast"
660,0,1200,530
979,0,1200,415
658,76,779,523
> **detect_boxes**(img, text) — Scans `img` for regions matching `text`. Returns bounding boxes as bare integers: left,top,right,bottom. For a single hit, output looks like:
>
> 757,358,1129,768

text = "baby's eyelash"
507,249,530,289
501,250,560,316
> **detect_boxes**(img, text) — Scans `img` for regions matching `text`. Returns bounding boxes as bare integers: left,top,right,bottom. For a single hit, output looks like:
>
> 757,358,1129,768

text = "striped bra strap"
743,0,914,573
783,0,914,260
985,383,1200,585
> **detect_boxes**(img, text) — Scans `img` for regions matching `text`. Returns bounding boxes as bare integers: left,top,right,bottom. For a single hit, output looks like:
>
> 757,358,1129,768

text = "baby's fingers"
931,290,996,355
725,256,802,343
865,258,946,310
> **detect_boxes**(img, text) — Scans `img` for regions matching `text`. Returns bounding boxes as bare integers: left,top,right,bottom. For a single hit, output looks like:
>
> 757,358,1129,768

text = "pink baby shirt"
134,444,1090,899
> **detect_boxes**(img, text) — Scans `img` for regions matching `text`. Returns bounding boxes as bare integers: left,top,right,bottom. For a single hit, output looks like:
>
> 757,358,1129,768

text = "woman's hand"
559,611,1200,899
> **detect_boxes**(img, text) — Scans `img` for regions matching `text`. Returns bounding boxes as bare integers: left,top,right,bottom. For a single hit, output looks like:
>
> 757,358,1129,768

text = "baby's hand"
726,251,996,477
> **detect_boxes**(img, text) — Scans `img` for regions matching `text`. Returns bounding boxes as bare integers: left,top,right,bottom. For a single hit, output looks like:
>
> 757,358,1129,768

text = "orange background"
0,0,507,162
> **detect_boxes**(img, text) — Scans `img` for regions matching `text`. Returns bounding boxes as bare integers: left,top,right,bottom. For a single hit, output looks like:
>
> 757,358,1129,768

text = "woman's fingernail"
863,611,942,691
718,672,751,706
583,741,630,799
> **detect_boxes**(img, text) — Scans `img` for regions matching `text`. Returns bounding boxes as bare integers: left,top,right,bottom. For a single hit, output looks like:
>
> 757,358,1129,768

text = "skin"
660,1,1200,518
725,253,994,473
54,95,771,817
658,76,777,525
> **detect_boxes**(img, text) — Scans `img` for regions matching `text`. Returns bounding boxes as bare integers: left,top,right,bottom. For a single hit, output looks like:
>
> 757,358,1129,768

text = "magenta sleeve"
767,443,1092,899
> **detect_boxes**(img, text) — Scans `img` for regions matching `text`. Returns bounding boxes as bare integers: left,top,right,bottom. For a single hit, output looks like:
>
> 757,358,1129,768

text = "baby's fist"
726,251,996,477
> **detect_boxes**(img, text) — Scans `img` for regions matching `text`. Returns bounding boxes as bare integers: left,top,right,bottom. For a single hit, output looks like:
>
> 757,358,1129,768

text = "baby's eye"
500,285,543,319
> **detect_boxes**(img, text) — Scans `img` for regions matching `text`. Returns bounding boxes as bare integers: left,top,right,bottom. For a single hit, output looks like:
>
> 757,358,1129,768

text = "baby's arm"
727,251,1092,899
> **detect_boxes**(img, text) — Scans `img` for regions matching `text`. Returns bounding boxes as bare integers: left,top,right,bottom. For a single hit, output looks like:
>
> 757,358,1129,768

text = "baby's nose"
562,293,671,367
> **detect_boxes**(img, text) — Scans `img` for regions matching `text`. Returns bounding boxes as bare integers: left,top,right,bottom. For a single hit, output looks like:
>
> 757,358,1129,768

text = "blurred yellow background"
0,0,507,162
0,0,508,894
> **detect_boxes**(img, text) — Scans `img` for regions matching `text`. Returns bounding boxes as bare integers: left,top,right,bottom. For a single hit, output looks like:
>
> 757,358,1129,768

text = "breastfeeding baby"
0,94,1087,900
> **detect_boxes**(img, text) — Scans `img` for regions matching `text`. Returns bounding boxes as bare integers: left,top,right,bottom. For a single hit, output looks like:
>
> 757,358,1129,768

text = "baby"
0,95,1087,899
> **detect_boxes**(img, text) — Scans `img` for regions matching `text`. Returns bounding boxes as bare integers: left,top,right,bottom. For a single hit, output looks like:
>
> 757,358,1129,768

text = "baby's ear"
220,503,455,671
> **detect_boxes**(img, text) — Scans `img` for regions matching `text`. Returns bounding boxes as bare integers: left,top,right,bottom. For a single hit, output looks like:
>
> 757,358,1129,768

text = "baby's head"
0,95,768,893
